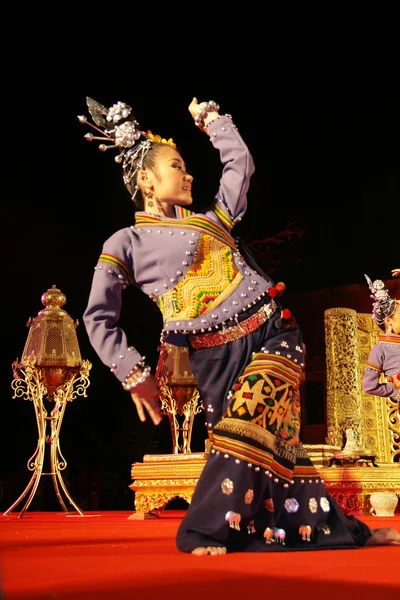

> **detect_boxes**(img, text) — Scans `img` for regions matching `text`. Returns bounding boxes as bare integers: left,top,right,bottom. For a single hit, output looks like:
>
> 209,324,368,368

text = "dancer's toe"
366,528,400,546
191,546,227,555
207,546,227,555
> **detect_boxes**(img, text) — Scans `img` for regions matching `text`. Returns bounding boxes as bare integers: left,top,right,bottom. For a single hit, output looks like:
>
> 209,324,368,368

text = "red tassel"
276,282,286,294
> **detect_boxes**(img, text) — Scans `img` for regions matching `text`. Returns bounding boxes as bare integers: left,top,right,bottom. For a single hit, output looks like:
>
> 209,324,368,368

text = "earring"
131,184,139,203
145,190,154,207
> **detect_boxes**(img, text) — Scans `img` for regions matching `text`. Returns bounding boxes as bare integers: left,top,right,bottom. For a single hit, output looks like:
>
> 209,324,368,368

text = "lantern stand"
129,343,206,518
156,342,204,455
2,285,92,518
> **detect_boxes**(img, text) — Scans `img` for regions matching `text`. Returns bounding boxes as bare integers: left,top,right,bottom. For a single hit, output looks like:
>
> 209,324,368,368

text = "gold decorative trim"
320,464,400,513
130,453,208,512
141,453,206,463
133,491,195,513
130,455,400,515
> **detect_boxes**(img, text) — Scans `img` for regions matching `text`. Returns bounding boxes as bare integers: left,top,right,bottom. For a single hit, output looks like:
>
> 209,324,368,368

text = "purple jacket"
363,333,400,399
83,115,273,384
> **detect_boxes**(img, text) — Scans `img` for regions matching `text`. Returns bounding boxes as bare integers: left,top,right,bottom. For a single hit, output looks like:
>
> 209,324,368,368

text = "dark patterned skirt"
176,302,372,552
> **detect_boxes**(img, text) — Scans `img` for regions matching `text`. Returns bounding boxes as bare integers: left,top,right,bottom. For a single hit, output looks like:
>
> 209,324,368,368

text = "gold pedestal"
320,463,400,514
305,444,400,514
130,448,400,517
129,453,207,515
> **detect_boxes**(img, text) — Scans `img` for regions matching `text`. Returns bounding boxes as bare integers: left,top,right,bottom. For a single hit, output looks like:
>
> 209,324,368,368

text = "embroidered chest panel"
157,234,242,323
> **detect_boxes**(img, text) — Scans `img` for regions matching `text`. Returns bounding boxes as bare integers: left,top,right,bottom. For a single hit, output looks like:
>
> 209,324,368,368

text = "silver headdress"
364,274,397,325
78,97,176,201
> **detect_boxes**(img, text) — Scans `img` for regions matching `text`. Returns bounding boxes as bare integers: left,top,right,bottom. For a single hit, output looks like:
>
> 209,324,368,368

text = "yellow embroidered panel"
157,234,242,324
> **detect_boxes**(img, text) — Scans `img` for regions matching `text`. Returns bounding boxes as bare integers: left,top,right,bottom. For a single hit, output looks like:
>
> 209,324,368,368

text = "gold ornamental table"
129,453,207,516
319,462,400,514
130,449,400,517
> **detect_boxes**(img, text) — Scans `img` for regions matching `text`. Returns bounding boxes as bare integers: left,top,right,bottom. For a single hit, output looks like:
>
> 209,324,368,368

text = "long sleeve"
206,115,255,226
363,343,397,398
83,228,143,384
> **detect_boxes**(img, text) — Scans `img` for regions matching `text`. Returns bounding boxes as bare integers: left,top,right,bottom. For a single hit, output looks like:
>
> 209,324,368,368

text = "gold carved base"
319,463,400,514
130,448,400,517
304,444,400,514
129,453,207,515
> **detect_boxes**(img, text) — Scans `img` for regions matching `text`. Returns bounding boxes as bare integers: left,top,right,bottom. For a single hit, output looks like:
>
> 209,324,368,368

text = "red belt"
189,300,277,349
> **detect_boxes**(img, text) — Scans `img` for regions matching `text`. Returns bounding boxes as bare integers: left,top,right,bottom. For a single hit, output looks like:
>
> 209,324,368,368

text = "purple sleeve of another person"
363,343,397,398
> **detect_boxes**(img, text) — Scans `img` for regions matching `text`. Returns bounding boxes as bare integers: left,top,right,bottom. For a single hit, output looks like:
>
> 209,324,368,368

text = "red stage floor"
1,510,400,600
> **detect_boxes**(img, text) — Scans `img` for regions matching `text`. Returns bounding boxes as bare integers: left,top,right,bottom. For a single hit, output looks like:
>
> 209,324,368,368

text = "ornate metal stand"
130,343,205,517
157,343,204,454
3,358,91,518
158,381,203,454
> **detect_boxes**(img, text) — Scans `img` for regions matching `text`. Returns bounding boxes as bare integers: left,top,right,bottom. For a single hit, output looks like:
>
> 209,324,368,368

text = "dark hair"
123,143,175,211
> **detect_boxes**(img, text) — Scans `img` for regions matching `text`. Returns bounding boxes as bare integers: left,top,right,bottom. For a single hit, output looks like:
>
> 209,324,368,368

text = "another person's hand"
392,268,400,277
130,374,163,425
389,374,400,390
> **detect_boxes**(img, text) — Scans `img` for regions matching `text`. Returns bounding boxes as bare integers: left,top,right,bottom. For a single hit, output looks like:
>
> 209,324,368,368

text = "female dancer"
79,96,400,554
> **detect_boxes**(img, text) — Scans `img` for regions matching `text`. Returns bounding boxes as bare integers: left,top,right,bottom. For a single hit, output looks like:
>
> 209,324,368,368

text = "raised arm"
188,97,255,226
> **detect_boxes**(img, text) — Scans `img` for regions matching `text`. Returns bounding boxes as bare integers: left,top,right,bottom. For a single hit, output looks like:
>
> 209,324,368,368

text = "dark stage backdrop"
1,54,398,512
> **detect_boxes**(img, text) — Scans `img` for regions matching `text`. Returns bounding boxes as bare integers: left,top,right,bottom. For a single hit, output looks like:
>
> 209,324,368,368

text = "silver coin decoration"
221,478,234,495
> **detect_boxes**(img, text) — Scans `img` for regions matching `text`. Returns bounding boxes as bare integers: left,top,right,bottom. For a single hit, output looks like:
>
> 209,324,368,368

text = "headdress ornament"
364,274,397,325
77,97,176,201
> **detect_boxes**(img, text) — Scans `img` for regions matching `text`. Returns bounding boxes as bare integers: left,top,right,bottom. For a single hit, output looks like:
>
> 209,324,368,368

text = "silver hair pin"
77,97,147,163
364,274,397,325
78,97,176,202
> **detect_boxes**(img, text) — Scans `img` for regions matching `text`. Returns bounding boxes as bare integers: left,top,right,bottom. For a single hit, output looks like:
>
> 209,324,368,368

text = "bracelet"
122,359,151,391
194,100,220,130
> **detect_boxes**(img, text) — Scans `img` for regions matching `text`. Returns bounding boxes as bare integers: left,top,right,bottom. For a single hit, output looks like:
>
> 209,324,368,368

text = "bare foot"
366,528,400,546
192,546,227,555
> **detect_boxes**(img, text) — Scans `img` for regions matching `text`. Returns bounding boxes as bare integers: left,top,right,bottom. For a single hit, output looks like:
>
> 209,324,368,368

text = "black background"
1,47,398,511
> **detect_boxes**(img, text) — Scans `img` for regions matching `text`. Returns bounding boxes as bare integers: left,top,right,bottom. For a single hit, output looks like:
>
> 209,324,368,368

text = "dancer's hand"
392,268,400,277
188,97,219,132
130,375,162,425
188,97,200,120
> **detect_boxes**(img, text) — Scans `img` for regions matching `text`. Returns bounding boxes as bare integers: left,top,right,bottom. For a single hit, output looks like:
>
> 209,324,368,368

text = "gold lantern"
3,286,91,518
156,342,204,454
